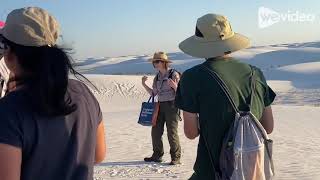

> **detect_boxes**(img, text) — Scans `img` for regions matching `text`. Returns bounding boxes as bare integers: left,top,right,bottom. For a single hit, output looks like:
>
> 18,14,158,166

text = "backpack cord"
200,65,240,113
199,64,254,178
201,129,222,179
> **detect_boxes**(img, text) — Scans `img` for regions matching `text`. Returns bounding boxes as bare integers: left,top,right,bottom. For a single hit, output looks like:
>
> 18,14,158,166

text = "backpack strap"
155,72,160,82
155,69,176,81
201,64,266,178
200,65,240,113
248,66,256,110
200,64,255,113
168,69,176,79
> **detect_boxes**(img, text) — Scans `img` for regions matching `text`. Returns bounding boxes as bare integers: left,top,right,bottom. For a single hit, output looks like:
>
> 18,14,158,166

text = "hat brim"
179,33,250,58
148,58,173,63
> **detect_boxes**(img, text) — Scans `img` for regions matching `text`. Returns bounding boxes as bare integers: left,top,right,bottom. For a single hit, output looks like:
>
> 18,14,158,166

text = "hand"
167,78,178,90
142,76,148,84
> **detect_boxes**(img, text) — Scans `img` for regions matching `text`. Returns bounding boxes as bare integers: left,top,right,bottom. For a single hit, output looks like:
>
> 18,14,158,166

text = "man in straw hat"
142,51,182,165
175,14,276,179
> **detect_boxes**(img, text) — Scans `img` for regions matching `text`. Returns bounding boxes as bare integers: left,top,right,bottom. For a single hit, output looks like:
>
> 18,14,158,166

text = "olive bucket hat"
179,13,250,58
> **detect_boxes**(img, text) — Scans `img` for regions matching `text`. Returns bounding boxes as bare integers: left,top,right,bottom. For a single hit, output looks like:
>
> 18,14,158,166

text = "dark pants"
151,101,181,160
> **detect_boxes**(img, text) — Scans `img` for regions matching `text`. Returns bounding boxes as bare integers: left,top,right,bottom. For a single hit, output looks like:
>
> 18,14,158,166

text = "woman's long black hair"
2,37,95,117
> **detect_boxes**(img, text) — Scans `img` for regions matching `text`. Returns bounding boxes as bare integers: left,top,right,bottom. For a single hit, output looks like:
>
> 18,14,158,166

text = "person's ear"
3,47,16,71
3,46,11,56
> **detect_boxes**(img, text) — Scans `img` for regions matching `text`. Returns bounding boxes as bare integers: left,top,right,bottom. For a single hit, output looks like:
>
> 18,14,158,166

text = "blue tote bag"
138,95,159,126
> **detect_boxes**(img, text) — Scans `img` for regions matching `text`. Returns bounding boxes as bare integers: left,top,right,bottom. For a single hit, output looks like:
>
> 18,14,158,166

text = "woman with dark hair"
0,7,106,180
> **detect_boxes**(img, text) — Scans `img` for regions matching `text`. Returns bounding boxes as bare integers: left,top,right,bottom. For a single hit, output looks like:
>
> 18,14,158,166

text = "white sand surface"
75,42,320,179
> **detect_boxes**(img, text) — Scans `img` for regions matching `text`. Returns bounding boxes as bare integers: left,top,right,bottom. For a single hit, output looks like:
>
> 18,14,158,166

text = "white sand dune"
75,42,320,180
278,61,320,74
77,41,320,106
77,42,320,77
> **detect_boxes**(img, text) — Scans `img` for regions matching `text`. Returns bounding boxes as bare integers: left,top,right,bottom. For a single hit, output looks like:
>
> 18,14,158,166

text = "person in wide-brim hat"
142,51,182,165
175,13,276,180
179,14,250,58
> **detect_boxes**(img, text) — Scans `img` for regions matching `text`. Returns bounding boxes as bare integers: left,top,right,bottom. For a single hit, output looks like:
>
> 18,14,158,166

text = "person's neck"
207,55,231,61
6,79,26,94
6,72,31,93
159,69,168,75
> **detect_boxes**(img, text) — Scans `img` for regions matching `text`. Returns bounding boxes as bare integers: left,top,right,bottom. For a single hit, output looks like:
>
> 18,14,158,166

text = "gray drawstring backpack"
201,65,274,180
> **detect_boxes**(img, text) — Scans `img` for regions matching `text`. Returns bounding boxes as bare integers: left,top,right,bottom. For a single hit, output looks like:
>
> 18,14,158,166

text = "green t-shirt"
175,58,276,180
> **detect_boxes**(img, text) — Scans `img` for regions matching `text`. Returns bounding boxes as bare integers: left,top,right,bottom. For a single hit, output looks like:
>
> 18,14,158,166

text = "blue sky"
1,0,320,59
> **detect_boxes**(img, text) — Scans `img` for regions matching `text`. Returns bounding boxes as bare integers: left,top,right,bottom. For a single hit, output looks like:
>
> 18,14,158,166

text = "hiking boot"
144,156,163,163
169,159,181,165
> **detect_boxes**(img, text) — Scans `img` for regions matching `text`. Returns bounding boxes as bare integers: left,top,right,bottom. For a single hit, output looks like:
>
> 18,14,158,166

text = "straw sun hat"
148,51,172,63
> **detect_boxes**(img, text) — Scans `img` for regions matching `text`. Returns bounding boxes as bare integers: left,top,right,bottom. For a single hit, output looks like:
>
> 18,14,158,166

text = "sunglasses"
153,60,164,64
0,35,9,50
0,40,9,51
